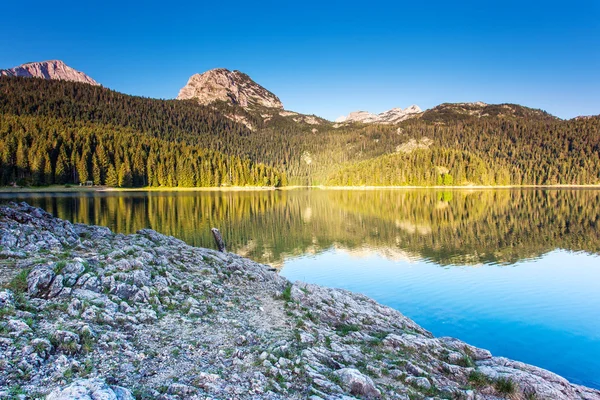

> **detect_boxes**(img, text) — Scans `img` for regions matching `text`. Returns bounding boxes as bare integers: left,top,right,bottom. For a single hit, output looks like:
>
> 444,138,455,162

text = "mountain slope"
177,68,283,109
336,105,422,124
1,76,600,187
420,102,557,122
0,60,99,86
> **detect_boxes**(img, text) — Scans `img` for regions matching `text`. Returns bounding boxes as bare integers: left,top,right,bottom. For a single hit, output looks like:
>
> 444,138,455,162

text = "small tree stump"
211,228,226,252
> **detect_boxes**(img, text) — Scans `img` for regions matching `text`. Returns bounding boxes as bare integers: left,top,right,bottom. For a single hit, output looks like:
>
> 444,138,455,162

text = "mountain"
177,68,283,109
0,60,99,86
1,76,600,188
336,105,422,124
420,102,557,122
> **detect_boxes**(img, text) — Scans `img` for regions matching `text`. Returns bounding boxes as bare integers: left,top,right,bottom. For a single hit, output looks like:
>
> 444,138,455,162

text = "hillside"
1,76,600,187
0,113,285,187
420,102,558,123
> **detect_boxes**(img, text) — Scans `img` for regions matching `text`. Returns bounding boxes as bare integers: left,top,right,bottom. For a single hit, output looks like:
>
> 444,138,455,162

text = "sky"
1,0,599,120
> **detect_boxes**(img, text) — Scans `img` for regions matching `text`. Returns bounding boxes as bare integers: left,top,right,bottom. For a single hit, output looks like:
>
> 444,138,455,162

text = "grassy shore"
0,185,281,193
2,183,600,194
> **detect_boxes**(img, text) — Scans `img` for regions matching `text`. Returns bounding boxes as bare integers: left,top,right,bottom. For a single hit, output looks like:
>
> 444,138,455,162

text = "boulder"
333,368,381,398
47,378,134,400
27,266,56,298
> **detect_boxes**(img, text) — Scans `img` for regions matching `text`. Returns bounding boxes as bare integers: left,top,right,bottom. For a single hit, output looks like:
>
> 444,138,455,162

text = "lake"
2,188,599,389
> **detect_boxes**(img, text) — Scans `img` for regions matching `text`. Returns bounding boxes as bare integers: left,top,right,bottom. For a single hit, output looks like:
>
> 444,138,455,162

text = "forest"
0,114,285,187
1,76,599,187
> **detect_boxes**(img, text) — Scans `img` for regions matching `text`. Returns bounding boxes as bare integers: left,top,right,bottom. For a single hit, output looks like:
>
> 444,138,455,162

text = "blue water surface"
280,248,600,389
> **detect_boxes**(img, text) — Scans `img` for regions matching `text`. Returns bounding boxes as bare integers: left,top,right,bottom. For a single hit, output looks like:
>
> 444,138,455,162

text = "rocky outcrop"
336,105,422,124
177,68,283,109
47,378,134,400
0,202,598,399
0,60,99,86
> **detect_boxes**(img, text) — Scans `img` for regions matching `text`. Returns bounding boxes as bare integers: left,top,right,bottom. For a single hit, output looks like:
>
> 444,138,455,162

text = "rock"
0,203,599,400
30,338,53,359
177,68,283,109
7,319,31,335
0,60,99,86
27,265,56,297
0,289,14,308
406,376,431,390
52,330,80,354
333,368,381,398
336,105,422,124
46,378,133,400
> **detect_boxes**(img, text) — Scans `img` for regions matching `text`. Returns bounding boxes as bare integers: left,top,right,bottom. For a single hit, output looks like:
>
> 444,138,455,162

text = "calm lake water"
2,189,599,388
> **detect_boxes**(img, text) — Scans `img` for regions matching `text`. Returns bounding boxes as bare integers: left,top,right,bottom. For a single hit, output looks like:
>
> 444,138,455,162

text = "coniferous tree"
105,165,118,187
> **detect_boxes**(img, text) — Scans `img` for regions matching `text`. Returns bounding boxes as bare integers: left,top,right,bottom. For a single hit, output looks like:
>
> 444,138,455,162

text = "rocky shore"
0,202,598,400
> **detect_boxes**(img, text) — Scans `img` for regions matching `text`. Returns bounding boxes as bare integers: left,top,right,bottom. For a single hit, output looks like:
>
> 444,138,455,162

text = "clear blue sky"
1,0,598,120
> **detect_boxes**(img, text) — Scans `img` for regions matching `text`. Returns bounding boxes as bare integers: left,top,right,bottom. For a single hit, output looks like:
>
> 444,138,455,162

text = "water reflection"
3,189,600,267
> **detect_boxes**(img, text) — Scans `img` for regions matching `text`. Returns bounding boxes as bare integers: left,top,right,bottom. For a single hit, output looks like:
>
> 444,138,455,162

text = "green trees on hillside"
0,114,285,187
326,149,500,186
1,76,599,187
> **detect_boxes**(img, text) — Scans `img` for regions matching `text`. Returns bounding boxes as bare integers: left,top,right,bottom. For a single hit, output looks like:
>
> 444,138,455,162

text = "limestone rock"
336,105,422,124
0,202,598,400
0,289,14,308
177,68,283,109
47,378,134,400
333,368,381,398
0,60,99,86
27,265,56,298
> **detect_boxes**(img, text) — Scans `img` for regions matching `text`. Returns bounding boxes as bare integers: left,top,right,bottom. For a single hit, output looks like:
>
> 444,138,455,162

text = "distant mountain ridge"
0,60,99,86
336,105,422,124
420,102,557,122
177,68,283,109
1,60,564,124
1,76,599,189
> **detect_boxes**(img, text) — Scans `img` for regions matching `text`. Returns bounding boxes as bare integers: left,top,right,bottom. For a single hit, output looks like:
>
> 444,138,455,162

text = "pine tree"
118,161,133,187
105,165,118,187
92,155,102,185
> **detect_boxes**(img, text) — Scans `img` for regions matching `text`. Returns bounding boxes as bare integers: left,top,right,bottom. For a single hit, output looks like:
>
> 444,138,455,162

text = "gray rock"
406,376,431,390
27,265,55,297
7,319,31,335
334,368,381,398
0,289,14,308
52,330,80,354
46,378,133,400
0,203,599,400
0,60,100,86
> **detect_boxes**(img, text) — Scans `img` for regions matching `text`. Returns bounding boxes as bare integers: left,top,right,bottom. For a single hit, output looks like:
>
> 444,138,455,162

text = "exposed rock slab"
177,68,283,109
336,105,422,124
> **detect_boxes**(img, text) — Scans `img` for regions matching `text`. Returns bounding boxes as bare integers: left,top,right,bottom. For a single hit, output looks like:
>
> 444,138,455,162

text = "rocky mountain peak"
336,105,422,124
0,60,99,86
177,68,283,109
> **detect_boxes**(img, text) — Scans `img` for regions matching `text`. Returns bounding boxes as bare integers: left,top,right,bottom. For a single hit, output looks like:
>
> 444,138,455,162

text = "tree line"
0,114,285,187
1,76,599,187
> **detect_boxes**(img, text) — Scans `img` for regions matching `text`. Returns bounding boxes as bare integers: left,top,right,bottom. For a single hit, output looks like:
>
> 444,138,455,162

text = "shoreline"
2,183,600,194
1,202,599,398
